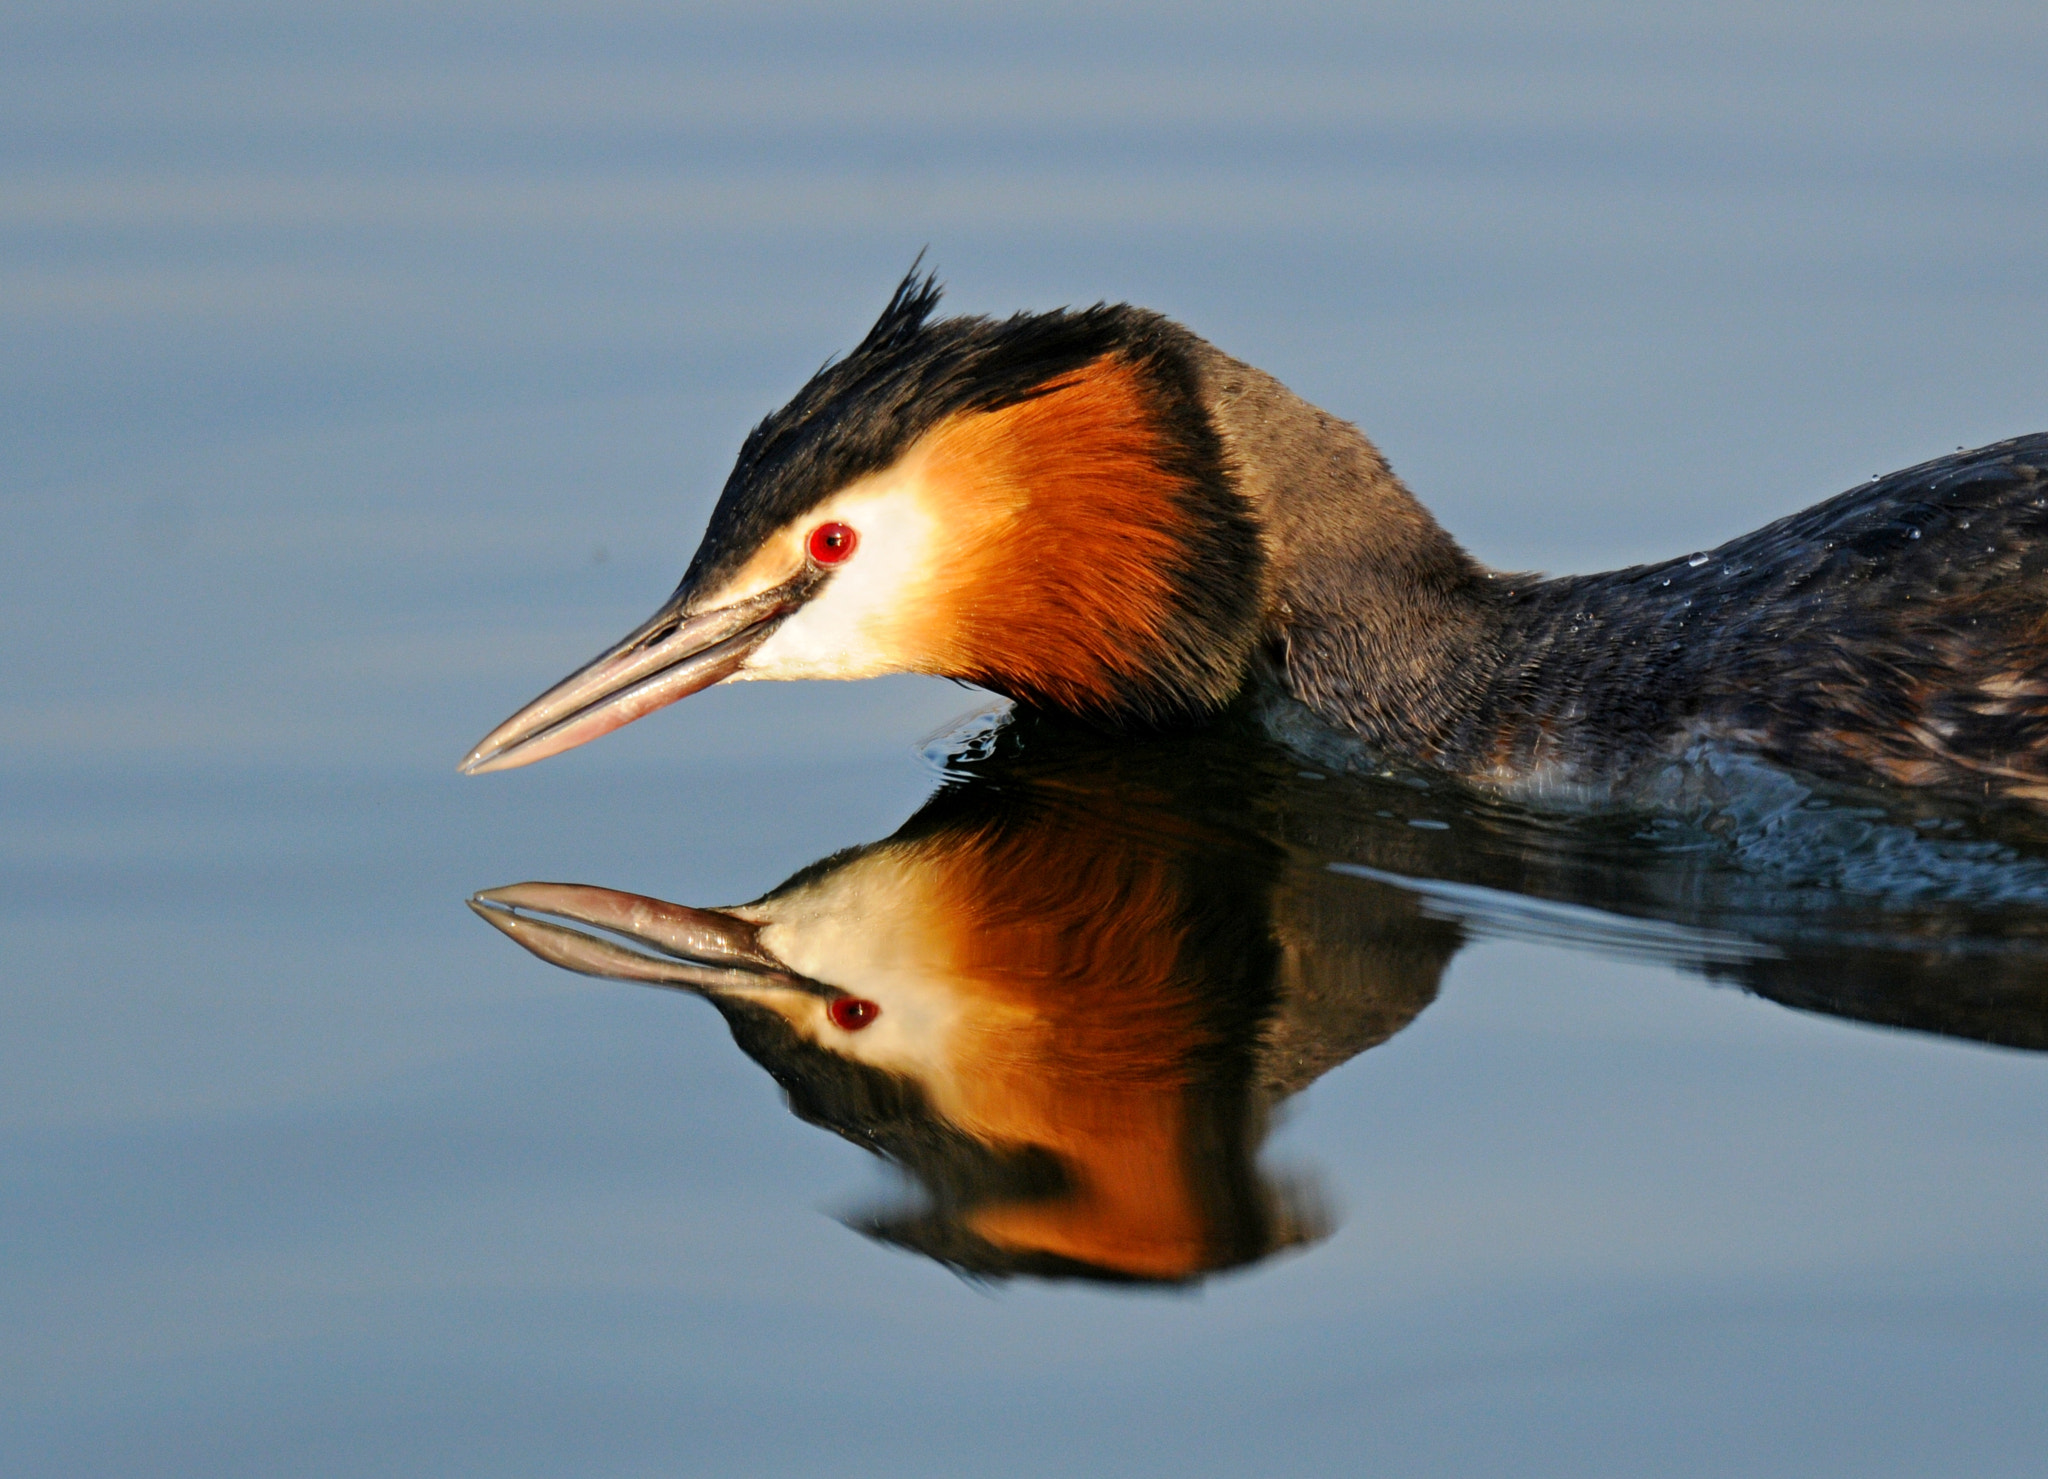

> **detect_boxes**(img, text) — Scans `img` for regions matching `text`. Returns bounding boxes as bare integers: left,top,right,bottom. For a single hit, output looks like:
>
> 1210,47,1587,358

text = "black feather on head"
679,266,1169,591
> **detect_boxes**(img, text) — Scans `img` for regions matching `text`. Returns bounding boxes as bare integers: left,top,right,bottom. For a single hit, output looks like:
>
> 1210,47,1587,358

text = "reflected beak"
458,574,815,775
468,881,833,999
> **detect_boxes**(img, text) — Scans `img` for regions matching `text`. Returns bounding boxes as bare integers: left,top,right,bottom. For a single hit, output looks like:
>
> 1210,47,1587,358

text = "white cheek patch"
733,480,945,681
744,854,969,1086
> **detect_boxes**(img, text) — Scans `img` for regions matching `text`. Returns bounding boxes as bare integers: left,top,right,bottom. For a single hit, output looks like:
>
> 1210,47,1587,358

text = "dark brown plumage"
1133,308,2048,806
1435,439,2048,800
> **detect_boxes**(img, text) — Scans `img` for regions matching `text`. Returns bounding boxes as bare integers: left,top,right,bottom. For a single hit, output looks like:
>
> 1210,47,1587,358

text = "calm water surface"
6,4,2047,1475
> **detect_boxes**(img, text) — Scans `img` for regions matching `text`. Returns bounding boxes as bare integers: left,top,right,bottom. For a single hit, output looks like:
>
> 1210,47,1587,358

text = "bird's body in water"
463,269,2048,809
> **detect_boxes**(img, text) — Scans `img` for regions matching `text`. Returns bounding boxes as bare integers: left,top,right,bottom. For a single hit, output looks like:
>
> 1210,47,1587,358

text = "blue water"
6,5,2048,1474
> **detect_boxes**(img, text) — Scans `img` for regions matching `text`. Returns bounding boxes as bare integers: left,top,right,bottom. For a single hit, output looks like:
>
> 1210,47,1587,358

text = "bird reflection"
472,709,2048,1285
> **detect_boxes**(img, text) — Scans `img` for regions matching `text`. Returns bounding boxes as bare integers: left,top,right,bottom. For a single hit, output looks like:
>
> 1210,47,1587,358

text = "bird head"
460,269,1265,774
467,762,1324,1283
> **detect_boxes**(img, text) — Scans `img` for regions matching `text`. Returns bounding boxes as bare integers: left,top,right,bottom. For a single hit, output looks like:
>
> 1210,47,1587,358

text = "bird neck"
1195,350,1508,761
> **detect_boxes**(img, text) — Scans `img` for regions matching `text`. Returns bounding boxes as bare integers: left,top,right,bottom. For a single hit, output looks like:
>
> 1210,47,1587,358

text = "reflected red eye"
808,522,858,565
828,996,880,1032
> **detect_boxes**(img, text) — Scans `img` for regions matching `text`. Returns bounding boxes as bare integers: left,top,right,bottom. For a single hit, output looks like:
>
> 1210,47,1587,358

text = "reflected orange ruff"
910,803,1240,1278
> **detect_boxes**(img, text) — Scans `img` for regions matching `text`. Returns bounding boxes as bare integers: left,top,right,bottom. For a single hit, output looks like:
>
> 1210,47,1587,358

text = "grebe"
466,732,1415,1283
461,270,2048,806
466,719,2048,1281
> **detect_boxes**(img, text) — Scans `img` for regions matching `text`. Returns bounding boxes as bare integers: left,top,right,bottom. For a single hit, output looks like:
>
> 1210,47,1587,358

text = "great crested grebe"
461,269,2048,806
465,754,1353,1284
467,724,1436,1283
466,717,2048,1281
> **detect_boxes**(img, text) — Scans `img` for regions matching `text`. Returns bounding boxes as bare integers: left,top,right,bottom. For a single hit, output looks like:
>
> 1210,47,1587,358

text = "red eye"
808,522,858,565
828,996,880,1032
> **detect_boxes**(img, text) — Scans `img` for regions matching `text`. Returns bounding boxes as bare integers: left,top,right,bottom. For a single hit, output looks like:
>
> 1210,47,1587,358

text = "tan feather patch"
910,355,1200,714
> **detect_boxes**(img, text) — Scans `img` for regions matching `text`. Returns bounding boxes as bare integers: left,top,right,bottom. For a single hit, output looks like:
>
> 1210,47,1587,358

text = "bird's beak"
458,574,815,775
468,881,835,1000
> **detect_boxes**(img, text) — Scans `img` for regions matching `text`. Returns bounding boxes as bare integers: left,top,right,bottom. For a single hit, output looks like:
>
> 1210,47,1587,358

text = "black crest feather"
854,258,944,358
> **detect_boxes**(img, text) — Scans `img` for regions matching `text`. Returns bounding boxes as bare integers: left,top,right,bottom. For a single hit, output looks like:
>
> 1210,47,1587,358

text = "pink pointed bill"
458,578,810,775
467,881,831,998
